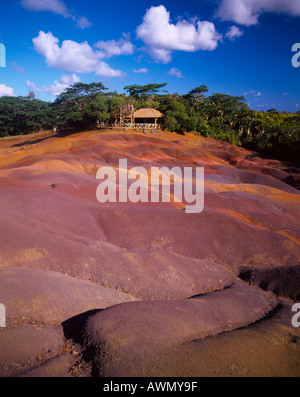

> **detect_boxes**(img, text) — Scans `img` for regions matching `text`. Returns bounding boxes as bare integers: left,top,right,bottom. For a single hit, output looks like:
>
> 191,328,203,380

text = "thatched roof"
134,108,163,118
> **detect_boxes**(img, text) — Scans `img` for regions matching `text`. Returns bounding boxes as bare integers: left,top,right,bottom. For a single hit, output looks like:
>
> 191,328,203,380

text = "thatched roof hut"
119,106,163,129
133,108,163,130
134,108,163,119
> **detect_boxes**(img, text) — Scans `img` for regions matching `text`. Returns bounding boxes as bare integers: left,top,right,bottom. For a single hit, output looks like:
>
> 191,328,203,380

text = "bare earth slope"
0,129,299,377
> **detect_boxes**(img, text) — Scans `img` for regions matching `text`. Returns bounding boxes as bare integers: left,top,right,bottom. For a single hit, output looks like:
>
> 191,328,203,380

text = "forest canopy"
0,82,299,161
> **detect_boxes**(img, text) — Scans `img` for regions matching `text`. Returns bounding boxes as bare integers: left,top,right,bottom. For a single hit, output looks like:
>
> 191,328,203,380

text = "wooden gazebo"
133,108,163,129
119,106,163,129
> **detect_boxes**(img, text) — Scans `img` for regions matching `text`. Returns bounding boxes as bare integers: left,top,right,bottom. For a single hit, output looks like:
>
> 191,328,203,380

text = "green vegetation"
0,82,299,161
52,82,124,130
0,95,54,136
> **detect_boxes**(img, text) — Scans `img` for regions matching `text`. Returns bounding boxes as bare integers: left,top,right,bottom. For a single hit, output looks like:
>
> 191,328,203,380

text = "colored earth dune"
0,129,299,377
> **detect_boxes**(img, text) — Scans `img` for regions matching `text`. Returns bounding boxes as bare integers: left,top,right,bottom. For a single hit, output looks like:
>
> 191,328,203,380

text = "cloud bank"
168,67,183,78
136,5,222,63
21,0,92,29
0,84,15,97
21,0,70,17
95,35,134,58
32,31,125,77
216,0,300,26
27,74,81,96
132,68,148,73
225,26,243,40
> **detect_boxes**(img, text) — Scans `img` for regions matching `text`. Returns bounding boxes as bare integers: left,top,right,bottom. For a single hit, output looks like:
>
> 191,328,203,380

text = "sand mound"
0,129,299,377
0,268,138,324
78,282,276,377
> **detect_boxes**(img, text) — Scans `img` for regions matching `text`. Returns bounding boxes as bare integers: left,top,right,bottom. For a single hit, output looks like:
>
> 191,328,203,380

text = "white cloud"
168,67,183,78
21,0,92,29
257,103,276,108
244,90,262,97
136,5,222,63
58,74,81,85
95,62,125,77
27,74,81,96
11,61,25,74
216,0,300,26
243,89,256,95
21,0,70,17
0,84,15,97
95,35,134,58
225,26,243,40
77,16,92,30
132,68,148,73
32,31,125,77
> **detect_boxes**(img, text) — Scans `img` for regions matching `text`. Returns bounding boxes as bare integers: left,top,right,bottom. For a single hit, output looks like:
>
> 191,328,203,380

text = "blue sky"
0,0,300,112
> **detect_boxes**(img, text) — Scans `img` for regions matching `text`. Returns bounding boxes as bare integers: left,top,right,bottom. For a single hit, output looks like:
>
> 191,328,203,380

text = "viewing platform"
119,106,163,129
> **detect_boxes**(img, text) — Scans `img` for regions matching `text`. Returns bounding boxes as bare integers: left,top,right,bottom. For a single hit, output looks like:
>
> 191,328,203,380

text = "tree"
124,83,167,100
27,91,35,101
186,85,208,103
56,82,107,104
53,82,109,130
0,81,299,162
0,96,54,136
157,94,191,133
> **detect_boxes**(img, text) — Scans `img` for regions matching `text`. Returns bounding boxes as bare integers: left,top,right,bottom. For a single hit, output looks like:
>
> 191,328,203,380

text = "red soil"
0,129,299,377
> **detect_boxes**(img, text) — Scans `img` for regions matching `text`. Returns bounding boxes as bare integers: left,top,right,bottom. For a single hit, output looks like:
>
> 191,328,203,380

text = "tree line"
0,82,299,161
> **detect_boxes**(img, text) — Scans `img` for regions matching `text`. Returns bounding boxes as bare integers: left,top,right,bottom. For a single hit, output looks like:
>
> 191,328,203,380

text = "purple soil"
0,129,299,377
